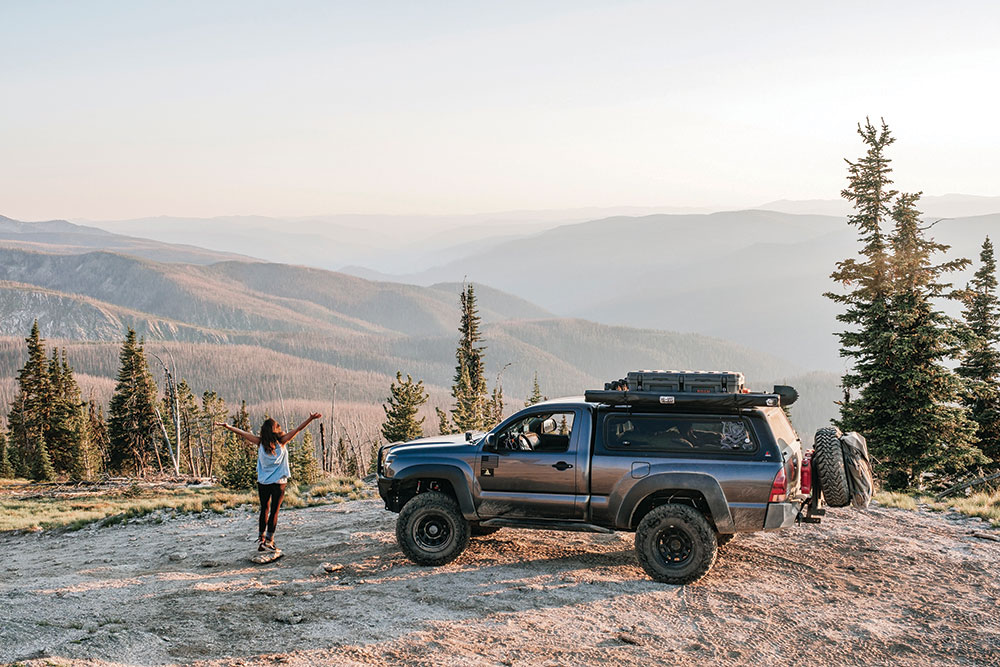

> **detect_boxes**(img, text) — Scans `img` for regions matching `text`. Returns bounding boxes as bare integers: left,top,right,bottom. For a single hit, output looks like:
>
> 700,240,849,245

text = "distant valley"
0,215,841,436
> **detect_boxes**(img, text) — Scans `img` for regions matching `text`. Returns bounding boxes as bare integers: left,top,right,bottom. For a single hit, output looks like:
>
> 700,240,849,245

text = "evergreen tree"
233,400,251,431
0,427,14,479
958,236,1000,467
86,400,110,478
107,329,161,476
219,401,256,490
7,321,56,480
827,121,983,488
32,434,56,481
525,372,546,406
826,120,897,443
435,407,454,435
45,349,86,479
382,372,429,443
450,360,480,432
875,192,982,487
451,284,488,430
291,428,321,484
488,384,505,427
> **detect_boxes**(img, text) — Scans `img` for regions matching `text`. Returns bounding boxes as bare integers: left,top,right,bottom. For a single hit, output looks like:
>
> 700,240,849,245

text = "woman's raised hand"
309,412,323,421
213,421,228,428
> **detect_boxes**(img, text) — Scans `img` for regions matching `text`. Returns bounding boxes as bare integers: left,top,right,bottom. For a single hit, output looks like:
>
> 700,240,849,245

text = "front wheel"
635,504,717,584
716,532,736,549
396,491,470,566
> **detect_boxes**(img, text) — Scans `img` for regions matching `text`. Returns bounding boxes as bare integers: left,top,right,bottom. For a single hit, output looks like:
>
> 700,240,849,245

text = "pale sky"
2,1,999,221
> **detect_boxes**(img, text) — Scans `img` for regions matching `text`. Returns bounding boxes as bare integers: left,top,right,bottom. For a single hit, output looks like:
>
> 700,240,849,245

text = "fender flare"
390,464,478,519
614,472,735,532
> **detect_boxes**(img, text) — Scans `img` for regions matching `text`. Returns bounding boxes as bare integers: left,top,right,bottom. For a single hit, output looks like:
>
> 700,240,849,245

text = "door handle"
552,461,573,471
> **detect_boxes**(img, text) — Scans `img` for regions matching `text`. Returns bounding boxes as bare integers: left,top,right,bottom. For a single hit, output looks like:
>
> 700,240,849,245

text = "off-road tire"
396,491,470,566
814,426,850,508
469,522,501,538
635,504,717,584
716,532,736,549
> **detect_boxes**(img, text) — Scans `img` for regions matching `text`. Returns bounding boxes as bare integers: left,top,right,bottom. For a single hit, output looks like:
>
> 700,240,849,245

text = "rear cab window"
602,413,757,455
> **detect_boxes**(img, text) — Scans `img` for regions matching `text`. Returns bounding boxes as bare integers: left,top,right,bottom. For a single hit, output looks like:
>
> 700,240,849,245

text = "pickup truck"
377,382,821,584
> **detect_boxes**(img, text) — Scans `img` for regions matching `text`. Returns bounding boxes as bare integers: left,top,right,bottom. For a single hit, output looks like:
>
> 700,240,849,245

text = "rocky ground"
2,497,999,666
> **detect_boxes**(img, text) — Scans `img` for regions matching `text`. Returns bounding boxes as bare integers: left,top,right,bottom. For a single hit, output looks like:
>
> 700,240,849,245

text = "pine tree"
827,121,984,489
450,360,479,432
958,236,1000,468
291,428,321,484
488,384,505,427
32,435,56,481
826,120,897,443
874,192,982,487
86,400,110,478
45,349,86,479
451,284,488,430
107,329,161,476
7,321,56,480
525,372,546,406
0,427,14,479
219,401,256,490
382,372,429,443
435,407,454,435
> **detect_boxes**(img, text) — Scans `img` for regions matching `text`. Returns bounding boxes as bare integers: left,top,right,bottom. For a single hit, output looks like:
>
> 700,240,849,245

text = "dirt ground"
3,495,999,667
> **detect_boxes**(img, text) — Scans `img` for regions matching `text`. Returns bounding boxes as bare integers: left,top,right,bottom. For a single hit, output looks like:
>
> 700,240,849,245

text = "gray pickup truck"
377,373,826,584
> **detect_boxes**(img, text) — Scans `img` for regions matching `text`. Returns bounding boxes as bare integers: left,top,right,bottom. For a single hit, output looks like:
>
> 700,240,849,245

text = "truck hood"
385,434,482,457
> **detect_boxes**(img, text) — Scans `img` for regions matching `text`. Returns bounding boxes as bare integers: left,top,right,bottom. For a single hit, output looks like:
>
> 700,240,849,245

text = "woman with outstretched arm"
216,412,322,551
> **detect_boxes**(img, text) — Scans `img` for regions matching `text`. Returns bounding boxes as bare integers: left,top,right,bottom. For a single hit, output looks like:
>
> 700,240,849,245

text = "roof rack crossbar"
584,390,784,409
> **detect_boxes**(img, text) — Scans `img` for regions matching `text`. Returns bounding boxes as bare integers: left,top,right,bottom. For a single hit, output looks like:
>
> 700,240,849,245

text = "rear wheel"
635,504,717,584
814,426,850,508
396,492,470,566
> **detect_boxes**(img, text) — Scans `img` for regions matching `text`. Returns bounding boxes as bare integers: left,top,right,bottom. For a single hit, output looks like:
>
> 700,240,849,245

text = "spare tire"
813,426,850,508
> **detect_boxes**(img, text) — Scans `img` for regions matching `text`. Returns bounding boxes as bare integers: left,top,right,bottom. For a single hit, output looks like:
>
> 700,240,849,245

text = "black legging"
257,482,287,537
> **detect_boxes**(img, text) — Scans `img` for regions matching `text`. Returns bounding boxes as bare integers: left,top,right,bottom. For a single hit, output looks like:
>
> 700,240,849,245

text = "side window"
604,415,756,453
497,412,575,453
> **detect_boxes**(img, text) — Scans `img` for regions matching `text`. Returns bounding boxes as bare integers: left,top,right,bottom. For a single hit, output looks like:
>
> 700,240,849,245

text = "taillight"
769,466,788,503
800,451,813,496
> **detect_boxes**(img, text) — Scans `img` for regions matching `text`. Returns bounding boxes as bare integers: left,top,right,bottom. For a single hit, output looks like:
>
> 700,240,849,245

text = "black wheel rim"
656,525,694,566
414,513,453,552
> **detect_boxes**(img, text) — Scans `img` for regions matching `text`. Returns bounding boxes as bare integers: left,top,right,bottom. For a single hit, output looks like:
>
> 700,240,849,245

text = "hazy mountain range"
342,209,999,370
0,216,837,435
4,193,995,438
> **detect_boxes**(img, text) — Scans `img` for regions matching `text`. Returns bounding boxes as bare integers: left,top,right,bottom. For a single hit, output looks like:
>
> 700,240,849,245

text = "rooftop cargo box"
626,370,745,394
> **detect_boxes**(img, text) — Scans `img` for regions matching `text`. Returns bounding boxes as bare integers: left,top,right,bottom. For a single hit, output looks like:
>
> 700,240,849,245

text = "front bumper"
377,477,393,506
763,502,798,530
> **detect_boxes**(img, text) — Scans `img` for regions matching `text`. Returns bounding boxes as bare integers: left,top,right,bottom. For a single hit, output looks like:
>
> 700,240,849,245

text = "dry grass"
0,477,370,533
875,488,1000,527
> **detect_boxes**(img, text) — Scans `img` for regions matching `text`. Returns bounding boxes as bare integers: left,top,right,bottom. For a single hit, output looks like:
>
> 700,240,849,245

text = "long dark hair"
260,418,281,455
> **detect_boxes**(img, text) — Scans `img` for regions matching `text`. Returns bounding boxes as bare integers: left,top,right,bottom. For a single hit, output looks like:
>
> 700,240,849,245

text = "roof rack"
583,390,787,409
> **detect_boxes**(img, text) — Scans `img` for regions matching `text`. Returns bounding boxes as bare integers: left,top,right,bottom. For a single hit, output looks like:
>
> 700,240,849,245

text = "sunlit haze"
2,0,999,220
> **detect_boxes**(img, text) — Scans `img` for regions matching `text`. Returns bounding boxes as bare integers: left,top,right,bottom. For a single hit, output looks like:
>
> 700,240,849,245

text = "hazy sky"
2,1,999,220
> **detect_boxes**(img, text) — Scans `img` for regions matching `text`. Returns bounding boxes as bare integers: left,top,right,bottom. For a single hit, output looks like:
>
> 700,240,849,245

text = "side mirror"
483,433,496,451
